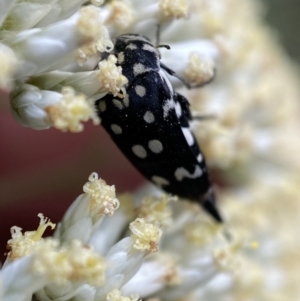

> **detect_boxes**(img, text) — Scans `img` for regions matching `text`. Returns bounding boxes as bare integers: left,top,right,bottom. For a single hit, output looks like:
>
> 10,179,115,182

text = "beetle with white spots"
96,34,222,222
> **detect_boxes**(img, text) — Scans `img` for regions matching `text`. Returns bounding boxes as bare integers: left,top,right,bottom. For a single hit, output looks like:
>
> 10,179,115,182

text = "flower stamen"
130,218,162,252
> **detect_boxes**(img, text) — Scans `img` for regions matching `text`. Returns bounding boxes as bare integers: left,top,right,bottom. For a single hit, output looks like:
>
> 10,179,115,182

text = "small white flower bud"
10,84,99,132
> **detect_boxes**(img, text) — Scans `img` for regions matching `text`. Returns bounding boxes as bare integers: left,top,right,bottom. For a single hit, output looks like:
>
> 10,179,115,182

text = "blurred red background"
0,89,144,261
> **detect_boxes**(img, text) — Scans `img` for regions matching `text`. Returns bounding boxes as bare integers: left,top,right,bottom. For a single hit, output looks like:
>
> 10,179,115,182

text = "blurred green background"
264,0,300,65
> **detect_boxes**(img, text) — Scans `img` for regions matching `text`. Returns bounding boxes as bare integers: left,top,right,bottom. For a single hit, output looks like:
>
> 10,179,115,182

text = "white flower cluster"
1,0,217,133
1,0,126,132
0,173,240,301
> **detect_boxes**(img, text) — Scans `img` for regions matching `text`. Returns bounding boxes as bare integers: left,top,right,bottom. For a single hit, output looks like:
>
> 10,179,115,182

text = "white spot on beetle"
112,98,124,109
159,70,173,94
143,111,155,123
99,101,106,112
197,153,203,162
175,101,182,118
182,127,194,146
143,43,158,53
111,124,122,134
148,140,163,153
135,85,146,97
132,145,147,158
152,176,170,186
174,166,203,181
123,94,129,107
118,52,124,64
126,43,137,50
163,99,175,118
133,63,149,75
